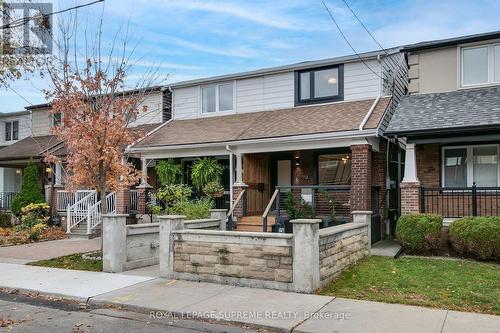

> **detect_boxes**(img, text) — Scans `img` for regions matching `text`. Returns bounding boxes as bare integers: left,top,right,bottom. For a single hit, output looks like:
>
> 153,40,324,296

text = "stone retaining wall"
125,223,160,270
172,230,294,291
319,223,369,286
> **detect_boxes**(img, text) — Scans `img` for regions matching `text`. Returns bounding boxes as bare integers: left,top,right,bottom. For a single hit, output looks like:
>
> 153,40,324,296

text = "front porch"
400,141,500,221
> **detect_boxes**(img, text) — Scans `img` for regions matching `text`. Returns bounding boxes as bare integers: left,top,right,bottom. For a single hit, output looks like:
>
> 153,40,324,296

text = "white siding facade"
31,107,52,136
172,60,382,120
0,113,32,145
129,91,164,127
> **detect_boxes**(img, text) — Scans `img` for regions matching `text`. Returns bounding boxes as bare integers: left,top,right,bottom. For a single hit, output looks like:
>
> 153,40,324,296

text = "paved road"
0,293,264,333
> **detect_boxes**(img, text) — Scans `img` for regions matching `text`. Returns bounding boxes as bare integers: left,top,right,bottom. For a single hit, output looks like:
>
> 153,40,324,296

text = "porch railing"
129,189,139,213
420,185,500,217
272,185,351,231
0,192,17,210
57,190,95,212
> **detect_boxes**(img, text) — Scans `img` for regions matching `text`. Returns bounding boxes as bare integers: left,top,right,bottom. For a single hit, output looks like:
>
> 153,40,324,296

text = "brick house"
128,48,408,242
386,31,500,225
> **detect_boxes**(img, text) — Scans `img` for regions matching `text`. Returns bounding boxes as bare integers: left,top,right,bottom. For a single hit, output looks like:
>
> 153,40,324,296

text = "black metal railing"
420,184,500,217
213,191,231,210
273,185,351,232
0,192,17,211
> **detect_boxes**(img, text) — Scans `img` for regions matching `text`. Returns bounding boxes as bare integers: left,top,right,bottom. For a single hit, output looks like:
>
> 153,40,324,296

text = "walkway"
371,238,401,257
0,263,497,333
0,237,101,264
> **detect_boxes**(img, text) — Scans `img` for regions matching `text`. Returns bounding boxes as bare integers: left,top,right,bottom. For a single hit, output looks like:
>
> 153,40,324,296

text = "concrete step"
67,231,99,239
236,224,274,232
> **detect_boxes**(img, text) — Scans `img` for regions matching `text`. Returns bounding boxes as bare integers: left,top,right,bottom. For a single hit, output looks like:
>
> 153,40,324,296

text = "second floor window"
202,83,234,114
461,43,500,87
5,121,19,141
52,112,62,126
296,65,343,105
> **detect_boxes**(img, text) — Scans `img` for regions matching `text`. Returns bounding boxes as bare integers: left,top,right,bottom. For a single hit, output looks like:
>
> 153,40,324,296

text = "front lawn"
28,251,102,272
320,256,500,315
0,226,66,247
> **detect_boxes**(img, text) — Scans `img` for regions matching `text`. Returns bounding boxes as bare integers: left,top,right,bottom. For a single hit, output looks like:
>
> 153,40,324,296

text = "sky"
1,0,500,112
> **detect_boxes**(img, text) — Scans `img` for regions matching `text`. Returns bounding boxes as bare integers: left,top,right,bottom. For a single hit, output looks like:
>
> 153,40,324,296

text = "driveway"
0,238,101,264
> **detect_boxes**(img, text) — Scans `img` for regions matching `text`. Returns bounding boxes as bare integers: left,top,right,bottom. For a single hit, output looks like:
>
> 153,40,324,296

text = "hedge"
11,161,46,217
449,217,500,261
395,214,442,255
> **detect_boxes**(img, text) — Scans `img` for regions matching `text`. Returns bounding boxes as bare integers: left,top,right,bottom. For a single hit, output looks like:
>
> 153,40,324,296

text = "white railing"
87,192,117,234
58,190,95,212
66,191,97,233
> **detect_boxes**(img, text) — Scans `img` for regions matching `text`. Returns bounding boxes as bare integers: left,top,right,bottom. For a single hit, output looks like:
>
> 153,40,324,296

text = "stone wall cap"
233,182,248,187
351,211,373,214
158,215,186,219
289,218,322,224
209,209,227,212
102,214,129,217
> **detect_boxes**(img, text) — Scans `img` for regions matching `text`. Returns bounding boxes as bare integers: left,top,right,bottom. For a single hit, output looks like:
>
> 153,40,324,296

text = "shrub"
283,191,314,220
0,212,12,228
395,214,442,255
11,161,46,216
156,184,192,208
449,217,500,261
167,197,214,220
155,160,182,186
16,203,50,231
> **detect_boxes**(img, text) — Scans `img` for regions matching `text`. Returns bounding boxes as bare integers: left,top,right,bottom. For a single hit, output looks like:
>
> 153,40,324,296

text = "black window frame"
295,64,344,106
5,121,11,141
12,120,18,140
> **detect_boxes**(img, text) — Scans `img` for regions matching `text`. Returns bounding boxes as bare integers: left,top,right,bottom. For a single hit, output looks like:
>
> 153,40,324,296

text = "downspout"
225,145,234,211
359,54,383,131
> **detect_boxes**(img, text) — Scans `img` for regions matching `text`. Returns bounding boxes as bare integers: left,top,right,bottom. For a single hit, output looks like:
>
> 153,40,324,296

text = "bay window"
201,83,234,114
442,145,499,187
461,43,500,87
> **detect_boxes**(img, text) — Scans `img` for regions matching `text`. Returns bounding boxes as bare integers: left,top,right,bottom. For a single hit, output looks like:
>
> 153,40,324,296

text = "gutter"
359,55,383,131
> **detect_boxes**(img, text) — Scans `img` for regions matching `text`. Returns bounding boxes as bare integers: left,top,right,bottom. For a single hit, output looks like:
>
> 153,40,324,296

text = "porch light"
46,167,53,174
15,168,21,174
295,156,301,166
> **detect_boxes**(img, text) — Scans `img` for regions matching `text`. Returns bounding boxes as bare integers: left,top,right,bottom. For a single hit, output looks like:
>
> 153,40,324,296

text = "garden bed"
0,226,66,247
320,256,500,315
28,251,102,271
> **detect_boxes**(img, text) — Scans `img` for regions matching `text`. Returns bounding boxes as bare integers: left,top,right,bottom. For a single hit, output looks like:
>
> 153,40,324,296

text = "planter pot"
209,191,225,198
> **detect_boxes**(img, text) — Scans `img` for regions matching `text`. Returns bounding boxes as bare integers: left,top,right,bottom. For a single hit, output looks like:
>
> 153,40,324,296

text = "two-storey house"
0,86,171,221
129,49,408,239
386,31,500,225
0,110,31,209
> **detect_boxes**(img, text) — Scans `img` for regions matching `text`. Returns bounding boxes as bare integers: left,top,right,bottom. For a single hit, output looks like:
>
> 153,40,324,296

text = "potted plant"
155,160,182,186
191,157,224,191
203,181,225,198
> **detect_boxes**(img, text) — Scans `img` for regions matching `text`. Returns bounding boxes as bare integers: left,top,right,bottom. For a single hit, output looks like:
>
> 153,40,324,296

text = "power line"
320,0,382,80
5,85,34,105
340,0,408,76
0,0,104,30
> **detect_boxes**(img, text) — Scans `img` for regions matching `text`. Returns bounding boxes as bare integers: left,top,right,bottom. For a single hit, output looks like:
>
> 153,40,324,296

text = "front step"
237,215,275,232
67,221,100,239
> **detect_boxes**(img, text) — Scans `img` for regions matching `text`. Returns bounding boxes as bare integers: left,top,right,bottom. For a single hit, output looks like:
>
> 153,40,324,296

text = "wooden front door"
243,153,270,215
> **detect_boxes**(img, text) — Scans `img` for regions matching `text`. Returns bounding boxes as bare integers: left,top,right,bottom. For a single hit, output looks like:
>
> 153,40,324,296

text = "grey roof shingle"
386,86,500,135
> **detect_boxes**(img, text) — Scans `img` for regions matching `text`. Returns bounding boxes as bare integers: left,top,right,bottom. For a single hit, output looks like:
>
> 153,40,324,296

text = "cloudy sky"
1,0,500,112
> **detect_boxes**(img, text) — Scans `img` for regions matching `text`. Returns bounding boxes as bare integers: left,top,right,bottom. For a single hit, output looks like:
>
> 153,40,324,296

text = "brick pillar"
137,184,152,214
351,144,372,212
400,181,421,214
115,188,130,214
232,184,248,218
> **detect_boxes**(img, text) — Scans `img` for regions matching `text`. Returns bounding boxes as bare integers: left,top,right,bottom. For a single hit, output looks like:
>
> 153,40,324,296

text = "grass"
320,256,500,315
28,251,102,272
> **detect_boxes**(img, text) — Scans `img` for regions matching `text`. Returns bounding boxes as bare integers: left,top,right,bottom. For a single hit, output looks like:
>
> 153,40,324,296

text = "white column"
291,218,321,293
55,163,62,186
140,156,149,186
403,143,419,182
102,214,128,273
235,153,243,184
229,151,234,206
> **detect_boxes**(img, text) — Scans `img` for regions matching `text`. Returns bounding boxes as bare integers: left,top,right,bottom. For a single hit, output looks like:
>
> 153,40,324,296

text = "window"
5,121,19,141
52,112,62,126
442,145,499,187
461,43,500,87
317,153,351,185
296,65,343,105
201,83,234,114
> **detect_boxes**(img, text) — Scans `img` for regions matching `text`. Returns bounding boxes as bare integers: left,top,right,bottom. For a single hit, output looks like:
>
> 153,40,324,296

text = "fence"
420,185,500,217
0,192,16,210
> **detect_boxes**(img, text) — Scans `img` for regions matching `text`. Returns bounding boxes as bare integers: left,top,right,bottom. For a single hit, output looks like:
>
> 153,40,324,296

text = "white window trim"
51,112,63,127
441,144,500,187
199,82,235,116
5,120,19,141
459,42,500,88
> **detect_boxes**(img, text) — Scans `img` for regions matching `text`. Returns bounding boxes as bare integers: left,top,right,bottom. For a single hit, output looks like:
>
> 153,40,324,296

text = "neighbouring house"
386,30,500,226
127,48,408,242
0,86,171,235
0,110,31,209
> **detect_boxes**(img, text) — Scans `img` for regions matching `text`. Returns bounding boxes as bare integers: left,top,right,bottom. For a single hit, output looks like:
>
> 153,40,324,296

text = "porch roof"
132,98,390,149
386,86,500,137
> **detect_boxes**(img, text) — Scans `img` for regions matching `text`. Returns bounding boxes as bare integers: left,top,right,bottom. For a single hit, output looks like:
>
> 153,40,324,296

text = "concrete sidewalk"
0,237,101,264
0,263,498,333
